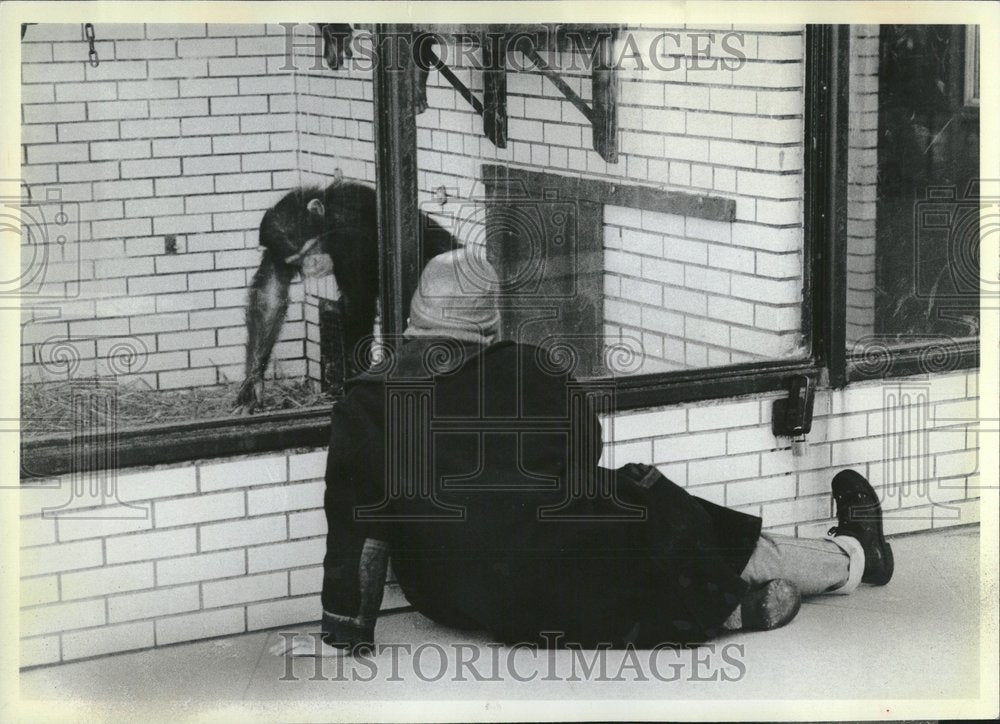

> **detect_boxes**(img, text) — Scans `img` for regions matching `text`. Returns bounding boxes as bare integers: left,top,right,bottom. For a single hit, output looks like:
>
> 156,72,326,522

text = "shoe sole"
871,540,894,586
741,579,802,631
832,472,894,585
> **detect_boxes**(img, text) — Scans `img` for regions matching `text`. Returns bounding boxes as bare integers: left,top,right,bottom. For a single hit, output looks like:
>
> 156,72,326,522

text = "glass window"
18,23,375,439
844,24,980,368
411,24,810,379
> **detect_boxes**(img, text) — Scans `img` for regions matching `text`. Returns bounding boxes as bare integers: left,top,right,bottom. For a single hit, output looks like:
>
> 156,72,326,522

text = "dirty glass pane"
18,23,375,439
844,24,981,365
413,24,809,378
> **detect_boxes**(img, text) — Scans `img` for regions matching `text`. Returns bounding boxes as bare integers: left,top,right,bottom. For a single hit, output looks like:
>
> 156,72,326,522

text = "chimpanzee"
234,181,460,413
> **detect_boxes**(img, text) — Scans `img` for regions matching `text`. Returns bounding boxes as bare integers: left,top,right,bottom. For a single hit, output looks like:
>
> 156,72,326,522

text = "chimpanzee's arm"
235,249,296,412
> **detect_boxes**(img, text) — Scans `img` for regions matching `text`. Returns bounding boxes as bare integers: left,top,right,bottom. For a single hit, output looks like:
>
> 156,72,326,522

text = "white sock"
825,534,865,595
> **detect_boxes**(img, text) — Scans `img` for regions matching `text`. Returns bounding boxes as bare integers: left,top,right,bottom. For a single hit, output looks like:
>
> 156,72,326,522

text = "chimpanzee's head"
258,187,330,267
320,182,378,243
258,181,380,282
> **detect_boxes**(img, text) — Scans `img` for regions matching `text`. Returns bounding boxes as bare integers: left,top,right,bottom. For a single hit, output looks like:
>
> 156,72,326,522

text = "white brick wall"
20,23,310,390
18,446,327,666
287,23,373,382
602,371,980,525
845,25,880,347
18,369,979,667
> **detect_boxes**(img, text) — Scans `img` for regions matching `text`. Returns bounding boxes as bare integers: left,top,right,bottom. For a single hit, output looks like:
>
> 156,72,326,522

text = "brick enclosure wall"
293,26,375,187
20,23,310,389
845,25,880,348
289,24,377,382
19,369,980,667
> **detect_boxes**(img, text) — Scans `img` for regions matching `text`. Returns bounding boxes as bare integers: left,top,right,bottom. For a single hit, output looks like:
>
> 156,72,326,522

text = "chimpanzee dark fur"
235,181,460,413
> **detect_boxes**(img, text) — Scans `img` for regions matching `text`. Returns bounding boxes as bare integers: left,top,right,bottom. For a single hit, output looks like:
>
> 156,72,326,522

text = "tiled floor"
19,527,983,710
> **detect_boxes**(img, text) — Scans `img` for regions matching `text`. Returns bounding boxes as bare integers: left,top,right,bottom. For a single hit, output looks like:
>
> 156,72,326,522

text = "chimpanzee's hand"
319,23,353,71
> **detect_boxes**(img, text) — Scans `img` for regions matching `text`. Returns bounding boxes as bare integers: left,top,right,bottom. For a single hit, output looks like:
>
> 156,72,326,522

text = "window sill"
607,358,819,409
845,339,979,383
20,407,332,481
20,359,818,479
20,341,978,480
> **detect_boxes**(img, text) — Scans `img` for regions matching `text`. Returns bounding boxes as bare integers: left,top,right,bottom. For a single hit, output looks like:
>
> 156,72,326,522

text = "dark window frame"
20,24,980,480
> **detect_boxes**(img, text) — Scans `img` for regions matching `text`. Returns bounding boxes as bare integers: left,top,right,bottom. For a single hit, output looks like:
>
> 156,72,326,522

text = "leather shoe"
828,469,894,585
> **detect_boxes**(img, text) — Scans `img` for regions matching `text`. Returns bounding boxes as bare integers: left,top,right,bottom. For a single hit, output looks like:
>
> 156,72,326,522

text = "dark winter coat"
322,339,762,649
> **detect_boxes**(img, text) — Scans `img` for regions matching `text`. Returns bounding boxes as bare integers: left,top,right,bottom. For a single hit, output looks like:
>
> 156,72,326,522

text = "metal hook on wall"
84,23,99,67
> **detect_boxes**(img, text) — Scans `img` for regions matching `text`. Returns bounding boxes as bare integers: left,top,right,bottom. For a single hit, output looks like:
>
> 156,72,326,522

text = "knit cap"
403,247,501,345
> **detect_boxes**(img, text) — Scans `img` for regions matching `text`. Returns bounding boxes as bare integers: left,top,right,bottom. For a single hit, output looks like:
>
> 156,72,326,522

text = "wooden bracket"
481,31,508,148
415,28,617,158
416,37,508,149
419,44,508,149
324,25,614,159
482,163,736,223
514,33,619,163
